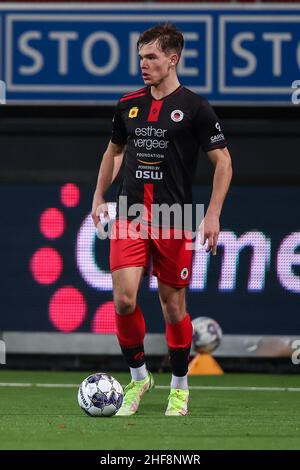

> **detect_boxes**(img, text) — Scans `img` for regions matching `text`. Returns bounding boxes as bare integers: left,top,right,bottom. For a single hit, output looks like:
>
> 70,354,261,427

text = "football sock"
171,374,188,390
116,304,146,369
130,364,148,381
166,313,193,378
121,344,146,369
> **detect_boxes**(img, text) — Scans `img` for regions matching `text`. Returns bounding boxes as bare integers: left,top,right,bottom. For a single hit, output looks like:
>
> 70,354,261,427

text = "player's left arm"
201,146,233,255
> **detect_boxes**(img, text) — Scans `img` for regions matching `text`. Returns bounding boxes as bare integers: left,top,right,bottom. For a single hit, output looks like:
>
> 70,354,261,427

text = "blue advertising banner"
0,3,299,104
0,183,300,335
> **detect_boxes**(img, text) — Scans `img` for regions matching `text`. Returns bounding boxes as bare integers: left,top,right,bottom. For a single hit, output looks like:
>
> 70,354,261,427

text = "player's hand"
199,212,220,255
91,195,110,236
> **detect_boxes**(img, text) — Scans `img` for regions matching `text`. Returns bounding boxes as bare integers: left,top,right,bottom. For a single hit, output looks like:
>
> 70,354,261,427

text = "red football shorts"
110,219,193,288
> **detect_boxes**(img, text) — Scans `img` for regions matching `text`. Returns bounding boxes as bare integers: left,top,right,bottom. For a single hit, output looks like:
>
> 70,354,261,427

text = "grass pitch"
0,370,300,450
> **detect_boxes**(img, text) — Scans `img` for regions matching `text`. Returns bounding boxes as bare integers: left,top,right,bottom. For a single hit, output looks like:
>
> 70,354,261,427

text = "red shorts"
110,219,193,288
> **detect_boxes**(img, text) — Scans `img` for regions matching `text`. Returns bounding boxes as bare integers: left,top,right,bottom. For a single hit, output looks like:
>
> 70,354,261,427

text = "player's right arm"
91,140,125,228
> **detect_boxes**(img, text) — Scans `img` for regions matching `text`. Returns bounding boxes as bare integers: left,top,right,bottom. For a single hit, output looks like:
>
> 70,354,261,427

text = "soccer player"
91,23,232,416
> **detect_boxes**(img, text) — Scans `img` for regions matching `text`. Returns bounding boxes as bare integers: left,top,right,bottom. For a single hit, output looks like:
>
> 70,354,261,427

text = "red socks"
166,313,193,377
166,313,193,350
115,304,146,348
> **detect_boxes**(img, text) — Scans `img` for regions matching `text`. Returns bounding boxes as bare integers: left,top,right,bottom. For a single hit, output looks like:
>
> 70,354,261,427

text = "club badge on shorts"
129,107,139,118
171,109,184,122
180,267,189,280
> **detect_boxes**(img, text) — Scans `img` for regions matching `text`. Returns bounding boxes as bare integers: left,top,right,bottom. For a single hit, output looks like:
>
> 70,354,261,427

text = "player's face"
138,41,176,86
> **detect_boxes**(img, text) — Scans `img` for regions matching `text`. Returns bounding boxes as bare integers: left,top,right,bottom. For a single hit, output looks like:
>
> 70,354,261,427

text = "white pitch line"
0,382,78,388
36,383,78,388
0,382,300,392
0,382,33,387
157,385,300,392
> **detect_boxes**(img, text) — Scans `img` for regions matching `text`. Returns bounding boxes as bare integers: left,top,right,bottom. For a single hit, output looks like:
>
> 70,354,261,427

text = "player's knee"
163,300,185,324
114,295,136,315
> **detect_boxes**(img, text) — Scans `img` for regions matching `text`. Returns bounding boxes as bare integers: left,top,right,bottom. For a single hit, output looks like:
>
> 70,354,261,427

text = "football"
78,373,123,417
192,316,222,353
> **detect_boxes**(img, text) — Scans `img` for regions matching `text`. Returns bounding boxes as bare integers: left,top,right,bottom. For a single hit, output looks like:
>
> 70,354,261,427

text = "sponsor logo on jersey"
133,127,169,151
137,159,162,165
210,133,225,143
215,122,221,132
136,152,164,166
129,107,139,118
171,109,184,122
136,170,163,180
180,267,189,280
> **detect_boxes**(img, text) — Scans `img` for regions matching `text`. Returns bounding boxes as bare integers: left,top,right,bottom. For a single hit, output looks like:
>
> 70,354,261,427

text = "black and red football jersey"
111,85,227,223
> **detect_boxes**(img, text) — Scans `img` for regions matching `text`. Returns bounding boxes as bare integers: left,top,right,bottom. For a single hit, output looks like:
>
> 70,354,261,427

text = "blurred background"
0,0,300,373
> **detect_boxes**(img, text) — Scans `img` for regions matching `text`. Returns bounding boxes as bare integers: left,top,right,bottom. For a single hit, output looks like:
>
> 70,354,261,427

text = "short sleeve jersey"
111,85,227,221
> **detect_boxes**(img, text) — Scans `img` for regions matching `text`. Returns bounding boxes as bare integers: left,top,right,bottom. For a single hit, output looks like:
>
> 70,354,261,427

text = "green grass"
0,370,300,450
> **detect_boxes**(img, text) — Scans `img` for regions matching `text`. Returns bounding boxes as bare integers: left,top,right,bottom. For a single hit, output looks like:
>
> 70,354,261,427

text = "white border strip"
4,99,295,107
3,332,300,358
1,4,300,11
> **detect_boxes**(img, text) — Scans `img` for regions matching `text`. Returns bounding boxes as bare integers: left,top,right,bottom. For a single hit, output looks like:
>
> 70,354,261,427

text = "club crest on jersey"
180,267,189,280
129,107,139,119
171,109,184,122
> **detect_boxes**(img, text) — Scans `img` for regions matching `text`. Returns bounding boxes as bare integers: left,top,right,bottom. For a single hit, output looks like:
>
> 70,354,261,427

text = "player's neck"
150,77,181,101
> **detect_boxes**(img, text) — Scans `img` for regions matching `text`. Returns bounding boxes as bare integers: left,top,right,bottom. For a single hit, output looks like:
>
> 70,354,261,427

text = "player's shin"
115,304,147,380
115,305,153,416
165,313,192,415
166,313,193,388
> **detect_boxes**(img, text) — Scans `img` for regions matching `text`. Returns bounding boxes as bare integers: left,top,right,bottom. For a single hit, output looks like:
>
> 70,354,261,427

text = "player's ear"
169,53,179,66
